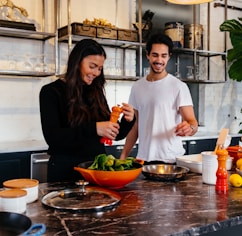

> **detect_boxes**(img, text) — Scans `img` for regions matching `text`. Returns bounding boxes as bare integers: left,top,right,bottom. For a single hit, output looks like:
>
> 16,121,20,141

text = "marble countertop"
26,172,242,236
0,132,241,153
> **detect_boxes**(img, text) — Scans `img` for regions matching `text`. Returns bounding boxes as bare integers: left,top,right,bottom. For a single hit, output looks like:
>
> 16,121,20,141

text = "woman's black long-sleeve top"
39,79,135,162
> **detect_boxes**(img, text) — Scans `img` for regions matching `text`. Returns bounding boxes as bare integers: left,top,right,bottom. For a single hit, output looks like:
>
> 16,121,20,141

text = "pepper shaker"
215,146,229,193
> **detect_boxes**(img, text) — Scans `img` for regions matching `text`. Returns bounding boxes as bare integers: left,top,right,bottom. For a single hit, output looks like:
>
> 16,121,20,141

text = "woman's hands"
96,121,120,140
97,103,134,141
122,103,134,122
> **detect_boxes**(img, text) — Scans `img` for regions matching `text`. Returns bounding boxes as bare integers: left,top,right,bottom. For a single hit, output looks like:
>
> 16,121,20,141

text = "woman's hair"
146,33,173,55
65,39,110,127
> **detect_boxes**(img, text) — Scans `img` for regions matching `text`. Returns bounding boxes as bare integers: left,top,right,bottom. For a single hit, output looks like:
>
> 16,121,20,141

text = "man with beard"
120,33,198,164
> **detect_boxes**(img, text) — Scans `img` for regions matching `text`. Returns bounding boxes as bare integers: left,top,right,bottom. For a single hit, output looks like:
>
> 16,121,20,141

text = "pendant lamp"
166,0,214,4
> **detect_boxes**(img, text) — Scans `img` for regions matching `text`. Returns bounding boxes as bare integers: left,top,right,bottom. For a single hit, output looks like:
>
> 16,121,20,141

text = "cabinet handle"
189,141,197,145
116,145,124,150
33,158,49,164
116,144,137,150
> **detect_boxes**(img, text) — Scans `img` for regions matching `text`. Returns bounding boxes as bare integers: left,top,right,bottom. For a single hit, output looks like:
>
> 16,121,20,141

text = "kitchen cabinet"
185,136,241,155
186,139,217,154
105,144,138,158
0,0,56,78
0,149,49,187
0,151,31,187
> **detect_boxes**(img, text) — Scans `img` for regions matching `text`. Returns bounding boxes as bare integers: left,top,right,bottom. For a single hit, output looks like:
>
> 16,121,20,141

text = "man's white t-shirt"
129,74,193,163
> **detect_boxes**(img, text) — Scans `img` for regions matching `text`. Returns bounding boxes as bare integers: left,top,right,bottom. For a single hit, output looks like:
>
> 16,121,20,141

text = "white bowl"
176,154,203,173
176,154,233,173
236,168,242,176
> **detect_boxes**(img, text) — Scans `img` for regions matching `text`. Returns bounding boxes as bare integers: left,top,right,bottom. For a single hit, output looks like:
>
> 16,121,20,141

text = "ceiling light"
166,0,214,5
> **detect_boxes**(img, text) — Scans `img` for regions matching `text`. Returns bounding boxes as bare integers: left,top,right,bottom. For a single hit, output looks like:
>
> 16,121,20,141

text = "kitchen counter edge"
0,132,241,153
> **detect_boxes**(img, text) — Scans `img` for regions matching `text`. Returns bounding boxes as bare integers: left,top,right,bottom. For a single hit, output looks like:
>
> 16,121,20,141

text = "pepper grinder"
215,146,229,193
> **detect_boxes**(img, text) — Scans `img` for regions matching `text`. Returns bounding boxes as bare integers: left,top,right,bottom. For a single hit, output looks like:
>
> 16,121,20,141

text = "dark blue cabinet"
187,139,217,154
186,136,241,155
0,152,31,187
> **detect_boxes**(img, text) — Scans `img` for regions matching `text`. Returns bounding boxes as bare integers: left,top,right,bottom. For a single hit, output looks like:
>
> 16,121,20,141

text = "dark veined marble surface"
25,172,242,236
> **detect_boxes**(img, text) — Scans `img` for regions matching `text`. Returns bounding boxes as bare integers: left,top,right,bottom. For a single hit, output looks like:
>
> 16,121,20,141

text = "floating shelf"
173,48,226,57
0,27,55,40
105,75,139,81
0,70,55,77
181,79,226,84
58,34,143,49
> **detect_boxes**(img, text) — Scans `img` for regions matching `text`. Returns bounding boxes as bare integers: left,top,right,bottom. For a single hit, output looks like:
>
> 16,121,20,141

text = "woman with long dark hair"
39,39,135,182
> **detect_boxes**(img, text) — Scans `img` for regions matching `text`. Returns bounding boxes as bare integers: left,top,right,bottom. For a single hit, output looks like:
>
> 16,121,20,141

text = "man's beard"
150,63,165,74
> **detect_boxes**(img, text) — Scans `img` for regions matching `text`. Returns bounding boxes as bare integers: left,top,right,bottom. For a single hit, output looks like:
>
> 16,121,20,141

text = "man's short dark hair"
146,33,173,55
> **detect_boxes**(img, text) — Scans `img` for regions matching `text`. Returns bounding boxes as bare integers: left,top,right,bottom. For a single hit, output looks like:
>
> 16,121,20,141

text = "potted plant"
219,17,242,82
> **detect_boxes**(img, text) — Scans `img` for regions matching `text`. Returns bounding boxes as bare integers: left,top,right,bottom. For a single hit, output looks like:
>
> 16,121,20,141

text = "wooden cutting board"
214,128,229,152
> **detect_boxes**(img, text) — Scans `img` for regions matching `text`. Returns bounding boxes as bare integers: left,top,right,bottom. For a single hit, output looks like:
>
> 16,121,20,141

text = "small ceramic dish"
236,168,242,176
176,154,234,173
176,154,202,173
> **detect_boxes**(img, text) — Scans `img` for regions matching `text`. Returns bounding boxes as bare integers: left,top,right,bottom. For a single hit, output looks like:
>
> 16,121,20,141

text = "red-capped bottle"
215,146,229,193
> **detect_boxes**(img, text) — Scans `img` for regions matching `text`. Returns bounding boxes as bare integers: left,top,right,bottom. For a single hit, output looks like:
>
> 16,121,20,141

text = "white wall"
0,0,135,142
199,0,242,133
